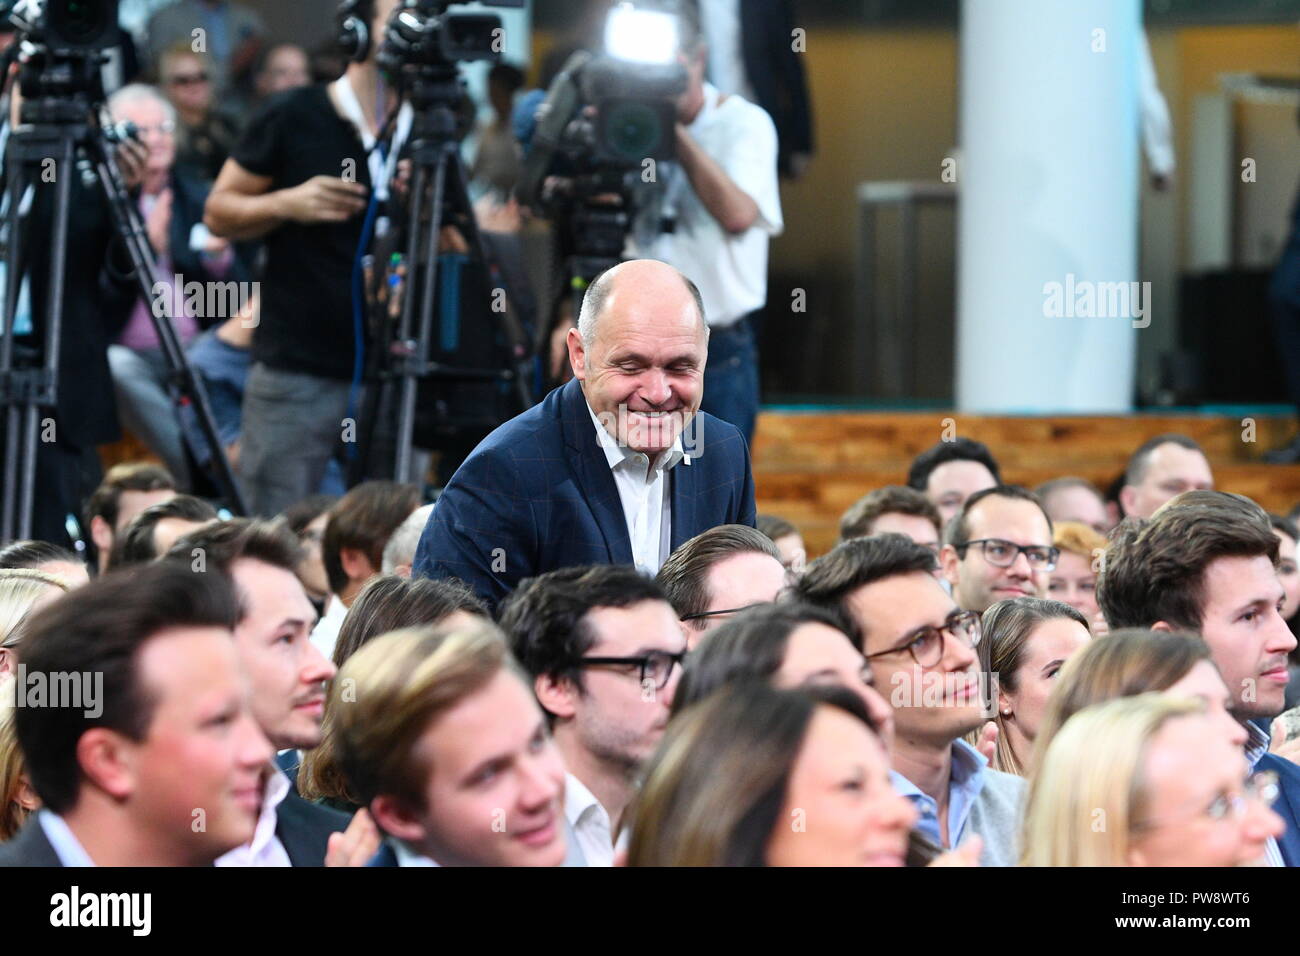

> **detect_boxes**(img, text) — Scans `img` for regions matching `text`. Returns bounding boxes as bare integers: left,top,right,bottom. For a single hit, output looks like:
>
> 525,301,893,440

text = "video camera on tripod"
517,2,687,307
348,0,534,486
0,0,245,541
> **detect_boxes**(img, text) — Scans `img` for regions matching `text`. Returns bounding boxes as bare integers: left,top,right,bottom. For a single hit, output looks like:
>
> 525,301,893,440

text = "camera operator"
627,4,782,446
204,0,403,517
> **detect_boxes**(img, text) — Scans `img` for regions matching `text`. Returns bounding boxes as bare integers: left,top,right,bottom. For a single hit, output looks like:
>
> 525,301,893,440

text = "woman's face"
1274,530,1300,621
1128,714,1283,867
775,621,894,750
1047,550,1102,627
1163,659,1247,749
766,705,916,867
1000,617,1090,744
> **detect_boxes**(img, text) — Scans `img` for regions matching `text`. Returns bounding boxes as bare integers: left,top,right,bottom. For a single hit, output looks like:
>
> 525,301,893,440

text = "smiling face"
229,558,333,750
1047,549,1102,626
765,705,916,867
942,496,1053,613
1181,555,1296,720
1127,714,1283,867
998,617,1090,763
568,262,707,457
397,670,568,867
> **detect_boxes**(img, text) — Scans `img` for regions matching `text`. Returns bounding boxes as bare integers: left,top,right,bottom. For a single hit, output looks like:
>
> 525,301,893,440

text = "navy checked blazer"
412,378,757,607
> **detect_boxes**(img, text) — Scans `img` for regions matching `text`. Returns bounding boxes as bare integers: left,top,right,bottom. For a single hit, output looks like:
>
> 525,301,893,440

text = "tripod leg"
393,155,436,484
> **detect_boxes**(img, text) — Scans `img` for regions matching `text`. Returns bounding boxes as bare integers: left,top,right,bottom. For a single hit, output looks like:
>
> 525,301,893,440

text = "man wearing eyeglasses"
499,566,686,867
940,486,1056,613
794,534,1026,866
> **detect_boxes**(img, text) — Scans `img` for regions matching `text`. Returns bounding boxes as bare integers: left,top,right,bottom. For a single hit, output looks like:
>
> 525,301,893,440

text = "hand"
277,175,369,225
145,187,173,256
473,193,521,233
324,807,382,867
975,721,998,764
929,835,982,867
116,138,149,191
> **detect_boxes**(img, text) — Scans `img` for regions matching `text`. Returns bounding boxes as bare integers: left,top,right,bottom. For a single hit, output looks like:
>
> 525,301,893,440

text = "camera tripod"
0,70,245,540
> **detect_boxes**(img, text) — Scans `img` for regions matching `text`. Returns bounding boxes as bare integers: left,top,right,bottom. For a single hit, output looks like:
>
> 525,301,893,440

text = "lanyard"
331,74,413,204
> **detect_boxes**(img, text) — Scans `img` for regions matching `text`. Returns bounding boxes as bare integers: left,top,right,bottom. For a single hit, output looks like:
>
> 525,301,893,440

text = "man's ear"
339,547,375,584
76,727,137,802
1150,620,1173,633
90,515,113,556
939,544,961,588
370,794,427,846
566,327,586,382
534,672,577,721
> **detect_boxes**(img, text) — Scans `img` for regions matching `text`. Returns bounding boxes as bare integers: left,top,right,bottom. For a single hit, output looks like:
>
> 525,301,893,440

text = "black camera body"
8,0,120,105
376,0,521,82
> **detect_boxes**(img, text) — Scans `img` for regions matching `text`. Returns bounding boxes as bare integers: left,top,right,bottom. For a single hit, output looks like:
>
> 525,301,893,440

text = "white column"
957,0,1141,412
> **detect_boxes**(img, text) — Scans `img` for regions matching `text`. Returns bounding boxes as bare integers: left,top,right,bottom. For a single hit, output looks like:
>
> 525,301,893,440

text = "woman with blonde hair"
0,568,69,676
1048,521,1109,634
0,692,38,841
1022,694,1282,866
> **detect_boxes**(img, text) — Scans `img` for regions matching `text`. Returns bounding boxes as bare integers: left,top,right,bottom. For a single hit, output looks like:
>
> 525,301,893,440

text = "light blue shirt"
890,738,987,850
1246,720,1284,868
38,810,96,867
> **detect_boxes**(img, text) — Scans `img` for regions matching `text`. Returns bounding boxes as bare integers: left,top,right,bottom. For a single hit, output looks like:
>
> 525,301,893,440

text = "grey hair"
381,503,434,574
577,264,710,347
106,83,177,126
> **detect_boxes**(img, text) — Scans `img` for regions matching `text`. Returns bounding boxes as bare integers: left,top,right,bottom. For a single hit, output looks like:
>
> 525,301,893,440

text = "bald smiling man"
413,260,757,607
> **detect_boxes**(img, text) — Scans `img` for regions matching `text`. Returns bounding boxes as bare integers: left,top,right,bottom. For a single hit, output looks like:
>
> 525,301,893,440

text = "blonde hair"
0,682,34,840
1053,520,1107,561
0,569,69,650
1020,693,1203,866
331,619,514,812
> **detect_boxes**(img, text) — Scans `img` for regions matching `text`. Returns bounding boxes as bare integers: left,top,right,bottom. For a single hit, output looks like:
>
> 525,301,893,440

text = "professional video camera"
517,2,687,294
0,0,245,538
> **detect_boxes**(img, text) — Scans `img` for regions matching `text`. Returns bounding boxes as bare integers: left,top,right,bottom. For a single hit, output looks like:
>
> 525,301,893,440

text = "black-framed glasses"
679,603,768,623
865,609,982,668
1132,771,1280,832
576,649,685,690
956,538,1059,572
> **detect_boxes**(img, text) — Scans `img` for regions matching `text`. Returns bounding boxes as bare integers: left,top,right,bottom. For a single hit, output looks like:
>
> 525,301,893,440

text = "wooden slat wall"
751,411,1300,557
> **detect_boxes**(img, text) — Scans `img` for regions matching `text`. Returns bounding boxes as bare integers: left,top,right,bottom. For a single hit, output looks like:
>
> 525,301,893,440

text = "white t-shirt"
630,83,782,328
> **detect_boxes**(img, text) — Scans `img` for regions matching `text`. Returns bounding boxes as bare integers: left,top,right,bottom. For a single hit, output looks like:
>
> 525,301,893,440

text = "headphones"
337,0,375,64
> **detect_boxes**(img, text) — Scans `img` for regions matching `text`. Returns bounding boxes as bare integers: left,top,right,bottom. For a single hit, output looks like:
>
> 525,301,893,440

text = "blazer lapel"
560,380,633,565
670,454,698,551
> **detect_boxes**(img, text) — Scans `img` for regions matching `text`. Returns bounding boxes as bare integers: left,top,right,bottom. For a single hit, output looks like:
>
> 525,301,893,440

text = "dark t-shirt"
231,85,371,380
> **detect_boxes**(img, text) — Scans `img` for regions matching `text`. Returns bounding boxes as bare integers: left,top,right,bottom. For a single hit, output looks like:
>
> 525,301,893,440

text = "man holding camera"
627,5,783,446
204,0,401,516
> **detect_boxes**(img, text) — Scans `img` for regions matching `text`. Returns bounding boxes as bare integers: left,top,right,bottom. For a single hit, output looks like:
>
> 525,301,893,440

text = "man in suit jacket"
414,259,757,607
0,563,272,867
1098,489,1300,866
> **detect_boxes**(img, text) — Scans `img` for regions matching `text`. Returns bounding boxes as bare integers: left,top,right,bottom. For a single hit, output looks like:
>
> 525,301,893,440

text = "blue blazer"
413,378,757,606
1257,752,1300,866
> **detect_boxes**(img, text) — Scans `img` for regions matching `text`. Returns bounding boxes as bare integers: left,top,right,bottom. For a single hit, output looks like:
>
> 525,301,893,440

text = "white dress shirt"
588,404,687,575
38,810,96,866
1245,721,1284,868
630,82,782,328
564,773,617,868
393,839,440,867
214,763,292,867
